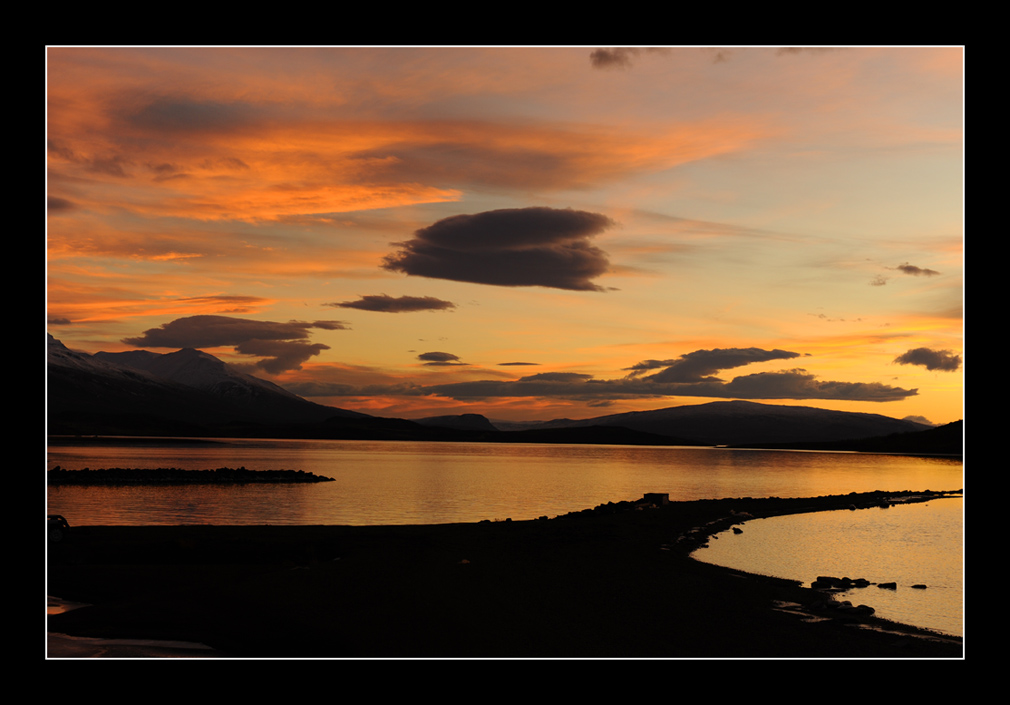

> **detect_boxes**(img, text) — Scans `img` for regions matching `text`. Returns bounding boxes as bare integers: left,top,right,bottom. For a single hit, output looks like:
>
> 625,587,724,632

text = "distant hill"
415,414,500,432
518,400,935,447
47,335,959,453
743,419,963,456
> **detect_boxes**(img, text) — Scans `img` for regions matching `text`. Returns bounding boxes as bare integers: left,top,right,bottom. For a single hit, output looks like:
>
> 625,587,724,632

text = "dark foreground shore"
46,490,963,658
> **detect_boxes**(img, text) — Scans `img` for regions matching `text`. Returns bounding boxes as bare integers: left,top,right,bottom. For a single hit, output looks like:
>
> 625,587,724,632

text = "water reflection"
694,497,963,637
47,439,962,527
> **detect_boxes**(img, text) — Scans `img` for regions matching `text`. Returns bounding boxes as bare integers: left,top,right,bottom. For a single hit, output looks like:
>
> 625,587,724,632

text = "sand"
46,490,963,659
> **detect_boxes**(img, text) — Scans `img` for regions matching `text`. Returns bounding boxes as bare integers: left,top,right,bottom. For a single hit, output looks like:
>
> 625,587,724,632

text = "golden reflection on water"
694,497,963,637
47,440,963,526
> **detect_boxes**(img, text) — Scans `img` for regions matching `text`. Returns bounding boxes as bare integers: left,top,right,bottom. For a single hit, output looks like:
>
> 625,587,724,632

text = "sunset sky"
46,46,964,425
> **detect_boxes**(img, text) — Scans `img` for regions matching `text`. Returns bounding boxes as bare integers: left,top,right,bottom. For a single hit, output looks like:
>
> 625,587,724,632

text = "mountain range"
46,335,961,454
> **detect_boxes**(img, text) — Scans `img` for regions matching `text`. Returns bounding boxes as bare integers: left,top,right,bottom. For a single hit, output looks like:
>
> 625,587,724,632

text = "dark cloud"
406,368,915,403
48,196,75,212
589,48,670,70
48,139,77,161
311,320,353,331
418,351,466,366
330,294,456,313
144,161,191,183
871,262,941,286
48,137,133,178
235,339,330,375
590,47,835,71
716,370,915,401
622,359,681,376
318,346,914,404
125,97,261,134
624,347,803,383
123,315,347,373
894,347,961,372
86,155,130,178
498,361,540,366
894,262,941,277
124,315,346,348
382,207,614,291
518,372,594,383
200,156,250,171
302,345,914,403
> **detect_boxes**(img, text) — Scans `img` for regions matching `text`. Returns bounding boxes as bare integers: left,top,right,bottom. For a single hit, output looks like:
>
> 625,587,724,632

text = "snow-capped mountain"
47,334,369,435
93,347,310,405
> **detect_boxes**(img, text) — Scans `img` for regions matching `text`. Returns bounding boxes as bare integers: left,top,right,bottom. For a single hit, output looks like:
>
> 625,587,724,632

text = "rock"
878,582,897,590
838,603,875,617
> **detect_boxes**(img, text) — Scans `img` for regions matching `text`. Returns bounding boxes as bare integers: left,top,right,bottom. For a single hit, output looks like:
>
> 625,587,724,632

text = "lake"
46,438,962,526
46,437,964,637
693,496,963,637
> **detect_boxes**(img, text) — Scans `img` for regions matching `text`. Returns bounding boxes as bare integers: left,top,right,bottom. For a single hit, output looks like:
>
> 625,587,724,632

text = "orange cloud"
46,276,277,325
49,64,772,222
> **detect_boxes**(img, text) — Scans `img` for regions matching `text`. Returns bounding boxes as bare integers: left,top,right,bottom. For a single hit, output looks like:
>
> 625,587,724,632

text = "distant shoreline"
46,433,963,460
47,466,334,485
47,435,230,446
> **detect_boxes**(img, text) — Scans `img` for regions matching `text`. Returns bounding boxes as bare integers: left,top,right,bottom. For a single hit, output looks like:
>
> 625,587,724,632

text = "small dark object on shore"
48,514,70,542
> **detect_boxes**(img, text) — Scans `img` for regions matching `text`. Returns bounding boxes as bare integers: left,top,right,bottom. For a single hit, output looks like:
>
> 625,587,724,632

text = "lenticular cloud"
382,207,614,291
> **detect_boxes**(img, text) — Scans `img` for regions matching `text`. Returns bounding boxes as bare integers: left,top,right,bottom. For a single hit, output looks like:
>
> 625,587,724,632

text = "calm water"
693,497,963,637
46,438,962,526
46,437,964,638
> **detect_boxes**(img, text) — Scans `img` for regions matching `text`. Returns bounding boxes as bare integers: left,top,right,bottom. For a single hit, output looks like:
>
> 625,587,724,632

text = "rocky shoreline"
46,489,963,658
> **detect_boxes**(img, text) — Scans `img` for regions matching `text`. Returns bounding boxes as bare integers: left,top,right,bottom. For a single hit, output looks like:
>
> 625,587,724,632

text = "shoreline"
46,489,963,659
